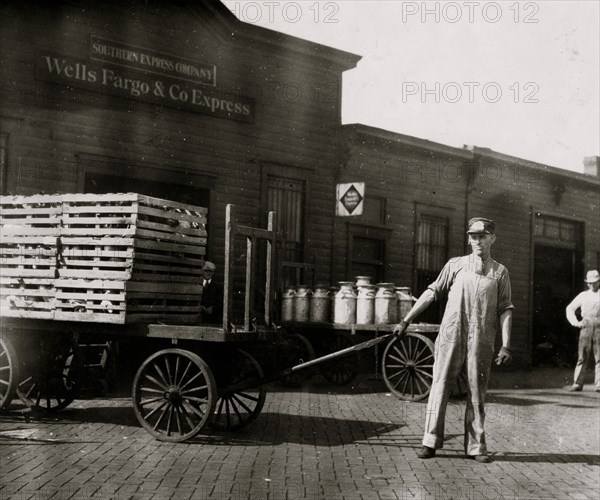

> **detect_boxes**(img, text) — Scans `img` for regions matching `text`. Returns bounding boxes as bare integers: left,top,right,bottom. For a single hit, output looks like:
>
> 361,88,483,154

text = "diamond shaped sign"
336,182,365,216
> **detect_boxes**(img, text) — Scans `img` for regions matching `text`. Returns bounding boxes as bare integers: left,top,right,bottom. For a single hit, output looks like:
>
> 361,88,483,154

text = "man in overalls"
395,217,513,463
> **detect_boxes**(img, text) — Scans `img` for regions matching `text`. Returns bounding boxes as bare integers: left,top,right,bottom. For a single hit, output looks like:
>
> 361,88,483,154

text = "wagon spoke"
396,370,410,393
174,406,183,435
139,396,164,406
144,374,167,391
415,367,433,378
153,363,170,388
183,395,209,404
182,399,205,419
387,367,408,381
180,385,208,396
179,402,198,428
165,357,175,386
179,371,204,391
225,398,232,428
230,398,244,423
145,400,168,420
154,401,169,431
176,361,193,387
388,352,408,364
230,394,254,415
140,387,165,394
174,357,181,387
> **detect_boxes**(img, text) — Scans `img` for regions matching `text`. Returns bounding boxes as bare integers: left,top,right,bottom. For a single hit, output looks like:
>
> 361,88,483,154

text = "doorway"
532,245,578,367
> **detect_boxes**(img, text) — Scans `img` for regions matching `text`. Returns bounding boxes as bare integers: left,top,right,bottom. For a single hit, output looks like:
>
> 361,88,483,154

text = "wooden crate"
58,237,205,282
60,193,208,245
1,195,61,278
0,277,56,319
54,279,203,324
0,235,58,278
0,195,62,237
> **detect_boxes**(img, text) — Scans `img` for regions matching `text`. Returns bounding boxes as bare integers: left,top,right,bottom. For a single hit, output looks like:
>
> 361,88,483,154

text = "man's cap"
466,217,496,235
584,270,600,283
203,261,216,271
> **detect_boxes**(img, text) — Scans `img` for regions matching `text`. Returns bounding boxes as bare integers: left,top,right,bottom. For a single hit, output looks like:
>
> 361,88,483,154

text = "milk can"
354,276,373,288
375,283,398,324
328,286,338,322
293,285,312,323
310,284,330,323
333,281,356,324
281,286,295,322
356,284,376,324
396,286,414,321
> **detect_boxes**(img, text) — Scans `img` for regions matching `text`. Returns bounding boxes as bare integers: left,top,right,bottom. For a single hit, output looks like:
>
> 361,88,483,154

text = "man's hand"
495,346,512,365
393,320,410,340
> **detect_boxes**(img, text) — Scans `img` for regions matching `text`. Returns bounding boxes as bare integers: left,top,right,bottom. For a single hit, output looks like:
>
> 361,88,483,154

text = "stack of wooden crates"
0,193,207,324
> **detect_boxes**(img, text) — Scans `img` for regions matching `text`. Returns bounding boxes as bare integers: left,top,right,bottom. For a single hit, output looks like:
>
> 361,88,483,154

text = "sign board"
35,35,255,123
336,182,365,216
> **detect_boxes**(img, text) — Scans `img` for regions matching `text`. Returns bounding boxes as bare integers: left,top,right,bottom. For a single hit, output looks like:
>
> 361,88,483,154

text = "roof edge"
468,146,600,185
343,123,473,160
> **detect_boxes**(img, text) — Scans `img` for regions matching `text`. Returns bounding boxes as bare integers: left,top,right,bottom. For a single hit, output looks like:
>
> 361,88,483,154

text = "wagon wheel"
132,349,217,442
319,332,359,386
382,333,434,402
17,341,80,411
0,337,19,409
279,333,316,387
451,369,469,399
211,349,266,431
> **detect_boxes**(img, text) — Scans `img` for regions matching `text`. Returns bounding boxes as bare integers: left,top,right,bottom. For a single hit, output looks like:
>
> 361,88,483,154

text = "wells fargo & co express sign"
35,36,254,123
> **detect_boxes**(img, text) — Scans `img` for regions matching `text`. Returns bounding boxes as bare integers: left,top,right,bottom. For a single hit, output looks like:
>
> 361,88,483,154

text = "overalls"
422,256,512,455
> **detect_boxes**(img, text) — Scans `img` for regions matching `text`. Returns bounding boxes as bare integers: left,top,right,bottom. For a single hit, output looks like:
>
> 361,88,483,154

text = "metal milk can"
356,284,376,324
328,286,338,322
293,285,312,323
396,286,414,321
354,276,373,288
281,286,295,322
375,282,398,324
333,281,356,324
310,284,330,323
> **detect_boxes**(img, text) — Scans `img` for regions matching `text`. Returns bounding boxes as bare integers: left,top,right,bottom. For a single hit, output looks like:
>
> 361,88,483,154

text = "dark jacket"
201,279,223,324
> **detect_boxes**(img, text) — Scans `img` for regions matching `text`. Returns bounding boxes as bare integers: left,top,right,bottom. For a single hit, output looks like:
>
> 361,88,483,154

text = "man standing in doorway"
395,217,514,463
200,261,223,324
565,270,600,392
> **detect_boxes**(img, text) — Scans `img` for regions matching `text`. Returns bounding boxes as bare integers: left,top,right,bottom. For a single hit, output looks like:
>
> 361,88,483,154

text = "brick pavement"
1,374,599,500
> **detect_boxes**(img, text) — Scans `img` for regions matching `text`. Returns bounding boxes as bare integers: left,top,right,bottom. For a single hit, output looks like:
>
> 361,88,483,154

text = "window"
534,214,580,245
347,224,391,282
415,213,449,323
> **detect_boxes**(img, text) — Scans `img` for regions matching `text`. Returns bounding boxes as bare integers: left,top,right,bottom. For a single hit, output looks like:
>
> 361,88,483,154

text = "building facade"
1,1,598,366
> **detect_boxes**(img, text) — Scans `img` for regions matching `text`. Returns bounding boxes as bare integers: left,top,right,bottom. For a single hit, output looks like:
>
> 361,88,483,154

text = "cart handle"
221,332,398,394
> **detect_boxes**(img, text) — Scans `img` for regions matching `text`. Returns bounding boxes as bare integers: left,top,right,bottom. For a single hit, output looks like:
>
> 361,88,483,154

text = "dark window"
534,214,580,244
416,214,449,323
346,224,391,283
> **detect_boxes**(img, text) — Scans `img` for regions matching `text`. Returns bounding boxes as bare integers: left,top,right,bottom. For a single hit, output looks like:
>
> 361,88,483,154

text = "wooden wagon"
0,194,443,442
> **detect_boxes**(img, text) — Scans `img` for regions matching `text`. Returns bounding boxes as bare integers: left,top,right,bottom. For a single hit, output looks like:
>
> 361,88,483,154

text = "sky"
223,0,600,173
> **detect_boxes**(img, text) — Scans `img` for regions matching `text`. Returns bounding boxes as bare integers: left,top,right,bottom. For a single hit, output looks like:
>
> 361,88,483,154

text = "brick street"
1,372,599,500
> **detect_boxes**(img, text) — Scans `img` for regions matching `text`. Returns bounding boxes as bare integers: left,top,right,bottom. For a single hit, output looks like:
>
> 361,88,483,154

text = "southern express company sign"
35,35,254,123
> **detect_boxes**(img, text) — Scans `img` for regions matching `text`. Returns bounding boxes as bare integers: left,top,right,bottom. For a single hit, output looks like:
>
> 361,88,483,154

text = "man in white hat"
565,270,600,392
395,217,514,463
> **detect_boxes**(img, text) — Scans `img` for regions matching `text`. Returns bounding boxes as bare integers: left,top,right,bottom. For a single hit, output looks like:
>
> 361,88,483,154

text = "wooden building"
340,124,600,366
0,0,360,316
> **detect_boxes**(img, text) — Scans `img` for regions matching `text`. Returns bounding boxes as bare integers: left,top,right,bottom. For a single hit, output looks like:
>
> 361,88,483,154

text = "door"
532,245,577,366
